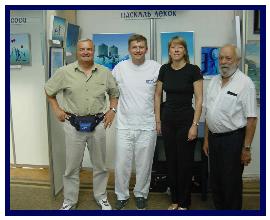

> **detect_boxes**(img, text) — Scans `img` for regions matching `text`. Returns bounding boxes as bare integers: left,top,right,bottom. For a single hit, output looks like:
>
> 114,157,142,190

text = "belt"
209,127,245,137
66,112,103,117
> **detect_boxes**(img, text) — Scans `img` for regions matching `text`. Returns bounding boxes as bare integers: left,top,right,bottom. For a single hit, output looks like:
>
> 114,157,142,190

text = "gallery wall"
10,9,260,179
77,10,260,178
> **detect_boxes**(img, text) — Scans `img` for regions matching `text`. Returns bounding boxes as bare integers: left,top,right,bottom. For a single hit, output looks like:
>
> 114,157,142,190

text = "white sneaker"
98,198,112,210
59,202,76,210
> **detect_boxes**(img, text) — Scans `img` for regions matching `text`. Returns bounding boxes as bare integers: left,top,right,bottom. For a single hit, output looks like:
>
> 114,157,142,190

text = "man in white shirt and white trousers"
203,44,257,210
112,34,161,210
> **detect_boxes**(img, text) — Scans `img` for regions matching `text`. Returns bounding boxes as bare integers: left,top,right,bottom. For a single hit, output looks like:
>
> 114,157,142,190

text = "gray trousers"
63,121,109,206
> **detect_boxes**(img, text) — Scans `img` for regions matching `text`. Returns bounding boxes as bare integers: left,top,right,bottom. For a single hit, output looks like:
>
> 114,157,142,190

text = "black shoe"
135,197,146,210
115,199,129,210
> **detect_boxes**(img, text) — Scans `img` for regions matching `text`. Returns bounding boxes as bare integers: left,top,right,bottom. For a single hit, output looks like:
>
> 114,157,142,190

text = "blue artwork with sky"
10,33,31,65
65,23,80,64
93,33,132,70
52,16,66,41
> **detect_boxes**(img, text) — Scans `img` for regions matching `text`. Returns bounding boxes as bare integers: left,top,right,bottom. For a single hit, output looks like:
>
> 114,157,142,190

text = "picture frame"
245,41,260,100
201,46,220,79
10,33,31,65
49,15,66,41
49,47,64,77
253,10,260,34
93,33,132,70
65,23,80,64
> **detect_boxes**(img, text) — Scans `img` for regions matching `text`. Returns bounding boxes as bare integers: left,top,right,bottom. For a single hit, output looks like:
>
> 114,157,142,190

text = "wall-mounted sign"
121,10,177,20
10,17,41,25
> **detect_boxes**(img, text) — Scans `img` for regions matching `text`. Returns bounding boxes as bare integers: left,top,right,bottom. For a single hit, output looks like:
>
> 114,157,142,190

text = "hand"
156,122,161,135
241,148,251,166
187,125,197,141
103,110,115,129
202,141,209,156
55,107,67,122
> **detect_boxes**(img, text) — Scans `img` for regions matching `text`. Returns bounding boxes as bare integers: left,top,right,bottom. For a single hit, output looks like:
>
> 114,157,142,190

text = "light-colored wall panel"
10,10,49,165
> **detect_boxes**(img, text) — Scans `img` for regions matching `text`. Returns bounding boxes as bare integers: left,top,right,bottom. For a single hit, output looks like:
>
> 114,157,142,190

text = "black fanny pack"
67,113,104,132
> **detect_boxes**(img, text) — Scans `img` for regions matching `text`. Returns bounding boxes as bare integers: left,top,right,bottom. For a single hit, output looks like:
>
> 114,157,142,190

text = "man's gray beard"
219,65,238,78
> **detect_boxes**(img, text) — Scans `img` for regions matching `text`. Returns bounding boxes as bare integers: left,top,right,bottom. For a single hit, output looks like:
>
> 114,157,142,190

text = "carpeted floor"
9,167,260,210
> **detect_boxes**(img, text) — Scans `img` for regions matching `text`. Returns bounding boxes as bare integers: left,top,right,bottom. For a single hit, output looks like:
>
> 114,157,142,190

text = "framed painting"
10,33,31,65
50,15,66,41
245,41,260,99
160,31,194,65
65,23,80,64
201,47,220,78
49,47,64,77
93,33,132,70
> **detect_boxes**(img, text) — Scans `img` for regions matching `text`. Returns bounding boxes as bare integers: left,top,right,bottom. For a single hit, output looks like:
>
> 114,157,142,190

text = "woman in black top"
154,36,203,210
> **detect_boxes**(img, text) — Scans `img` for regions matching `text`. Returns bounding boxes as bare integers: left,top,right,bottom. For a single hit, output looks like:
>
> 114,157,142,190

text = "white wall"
10,10,49,166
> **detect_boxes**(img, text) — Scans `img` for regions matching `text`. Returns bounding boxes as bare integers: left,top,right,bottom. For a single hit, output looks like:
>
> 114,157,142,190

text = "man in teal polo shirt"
45,39,119,210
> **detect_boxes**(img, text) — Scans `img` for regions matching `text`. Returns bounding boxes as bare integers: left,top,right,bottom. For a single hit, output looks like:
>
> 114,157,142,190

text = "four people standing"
155,36,203,210
45,35,258,210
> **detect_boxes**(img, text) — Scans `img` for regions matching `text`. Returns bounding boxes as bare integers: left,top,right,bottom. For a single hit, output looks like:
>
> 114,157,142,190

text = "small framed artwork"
201,47,220,79
49,15,66,42
253,10,260,34
10,33,31,65
93,33,132,70
49,47,64,77
65,23,80,64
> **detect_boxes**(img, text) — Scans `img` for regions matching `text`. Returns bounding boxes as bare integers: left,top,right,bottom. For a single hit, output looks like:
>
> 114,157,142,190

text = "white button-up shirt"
204,69,257,133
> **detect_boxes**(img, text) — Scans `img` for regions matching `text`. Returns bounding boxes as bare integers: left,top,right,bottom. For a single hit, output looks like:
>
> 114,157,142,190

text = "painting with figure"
65,23,80,64
10,33,31,65
51,15,66,41
93,33,132,70
201,47,220,78
160,32,194,64
245,41,260,98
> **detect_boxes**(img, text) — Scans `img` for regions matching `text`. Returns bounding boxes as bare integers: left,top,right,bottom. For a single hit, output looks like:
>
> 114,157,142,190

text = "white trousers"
63,121,109,206
115,129,157,200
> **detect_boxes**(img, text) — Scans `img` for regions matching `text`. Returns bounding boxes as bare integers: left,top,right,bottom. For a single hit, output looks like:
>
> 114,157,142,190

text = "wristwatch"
192,121,199,126
110,107,117,113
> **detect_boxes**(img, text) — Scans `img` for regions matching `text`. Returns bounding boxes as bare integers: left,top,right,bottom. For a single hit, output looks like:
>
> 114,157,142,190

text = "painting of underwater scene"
160,32,194,65
245,41,260,98
10,33,31,65
93,33,132,70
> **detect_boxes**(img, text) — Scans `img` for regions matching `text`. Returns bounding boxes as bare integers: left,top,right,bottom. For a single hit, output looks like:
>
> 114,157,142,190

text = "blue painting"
65,23,80,64
160,32,194,64
93,33,132,70
245,41,260,98
50,47,64,77
51,16,66,41
201,47,220,78
10,33,31,65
